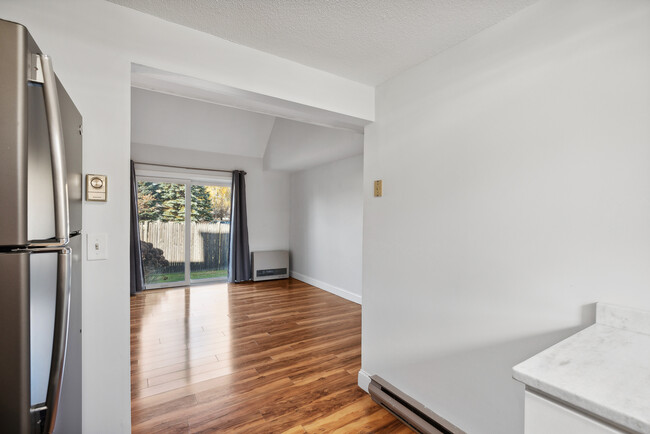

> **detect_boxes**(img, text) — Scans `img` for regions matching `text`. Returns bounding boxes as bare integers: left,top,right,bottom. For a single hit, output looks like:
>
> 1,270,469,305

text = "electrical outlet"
87,233,108,261
374,180,383,197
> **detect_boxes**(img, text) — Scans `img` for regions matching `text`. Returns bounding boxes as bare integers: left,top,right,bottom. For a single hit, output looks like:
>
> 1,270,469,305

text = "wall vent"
251,250,289,281
368,376,465,434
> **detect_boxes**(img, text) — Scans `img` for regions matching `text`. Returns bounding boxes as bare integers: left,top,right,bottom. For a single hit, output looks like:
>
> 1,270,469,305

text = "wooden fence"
139,221,230,272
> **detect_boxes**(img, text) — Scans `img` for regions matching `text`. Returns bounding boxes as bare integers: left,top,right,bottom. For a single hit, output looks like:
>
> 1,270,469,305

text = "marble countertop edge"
512,368,648,433
512,303,650,434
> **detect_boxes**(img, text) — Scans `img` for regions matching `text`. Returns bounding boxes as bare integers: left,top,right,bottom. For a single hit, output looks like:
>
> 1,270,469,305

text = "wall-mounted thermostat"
86,174,107,201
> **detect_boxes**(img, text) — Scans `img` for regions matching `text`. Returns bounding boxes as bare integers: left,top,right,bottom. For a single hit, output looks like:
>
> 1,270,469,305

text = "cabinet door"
525,391,623,434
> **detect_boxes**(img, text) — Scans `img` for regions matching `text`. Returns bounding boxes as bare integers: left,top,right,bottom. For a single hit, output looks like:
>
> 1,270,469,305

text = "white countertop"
513,303,650,434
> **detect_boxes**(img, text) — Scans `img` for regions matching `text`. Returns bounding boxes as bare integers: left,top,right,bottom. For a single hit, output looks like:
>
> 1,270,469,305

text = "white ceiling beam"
131,63,370,133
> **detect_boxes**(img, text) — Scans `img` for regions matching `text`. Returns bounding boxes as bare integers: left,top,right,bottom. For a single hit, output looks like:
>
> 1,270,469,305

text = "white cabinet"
525,391,624,434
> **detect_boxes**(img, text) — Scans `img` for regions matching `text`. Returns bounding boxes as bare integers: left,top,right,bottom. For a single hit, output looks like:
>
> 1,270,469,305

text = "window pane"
137,181,186,285
190,184,231,281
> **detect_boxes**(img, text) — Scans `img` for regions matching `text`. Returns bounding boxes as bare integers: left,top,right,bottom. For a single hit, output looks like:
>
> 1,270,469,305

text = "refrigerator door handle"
35,54,70,247
42,247,72,434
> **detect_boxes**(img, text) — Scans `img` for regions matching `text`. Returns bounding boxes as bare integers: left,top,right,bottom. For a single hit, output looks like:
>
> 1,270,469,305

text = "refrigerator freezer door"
0,20,28,246
27,73,83,241
0,18,82,246
57,81,82,235
27,82,57,242
0,252,31,433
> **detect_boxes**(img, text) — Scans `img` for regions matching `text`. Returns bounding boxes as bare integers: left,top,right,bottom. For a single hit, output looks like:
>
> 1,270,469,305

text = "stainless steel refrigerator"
0,19,83,434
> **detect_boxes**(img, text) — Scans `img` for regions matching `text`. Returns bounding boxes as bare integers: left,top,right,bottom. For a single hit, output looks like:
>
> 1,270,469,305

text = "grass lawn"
145,269,227,285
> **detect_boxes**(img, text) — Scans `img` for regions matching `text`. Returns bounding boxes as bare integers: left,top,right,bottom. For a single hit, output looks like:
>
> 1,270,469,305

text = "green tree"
159,183,186,222
206,185,231,221
137,182,164,221
191,185,214,222
137,181,215,222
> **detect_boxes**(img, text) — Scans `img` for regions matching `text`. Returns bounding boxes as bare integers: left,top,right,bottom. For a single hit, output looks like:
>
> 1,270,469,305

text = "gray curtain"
130,160,145,295
228,170,251,282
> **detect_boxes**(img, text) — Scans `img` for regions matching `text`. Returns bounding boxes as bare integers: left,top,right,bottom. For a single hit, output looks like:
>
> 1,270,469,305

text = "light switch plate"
86,174,107,201
87,233,108,261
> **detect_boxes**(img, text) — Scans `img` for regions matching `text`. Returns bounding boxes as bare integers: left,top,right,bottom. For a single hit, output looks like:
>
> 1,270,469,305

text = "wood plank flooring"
131,278,411,433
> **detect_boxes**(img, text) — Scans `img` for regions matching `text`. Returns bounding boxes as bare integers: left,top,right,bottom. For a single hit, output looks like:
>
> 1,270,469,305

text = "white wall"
290,155,363,303
0,1,374,432
362,0,650,433
264,118,363,171
132,143,290,252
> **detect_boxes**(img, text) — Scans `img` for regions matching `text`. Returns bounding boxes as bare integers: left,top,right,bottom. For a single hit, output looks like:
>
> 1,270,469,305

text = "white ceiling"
131,87,276,158
108,0,538,85
127,1,537,170
131,88,363,171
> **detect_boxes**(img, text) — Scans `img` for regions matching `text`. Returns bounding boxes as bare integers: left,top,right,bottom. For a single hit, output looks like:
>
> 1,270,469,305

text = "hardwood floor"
130,278,411,433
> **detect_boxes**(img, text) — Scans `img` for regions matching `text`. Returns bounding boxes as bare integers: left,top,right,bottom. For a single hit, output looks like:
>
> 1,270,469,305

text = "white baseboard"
357,369,372,393
291,271,362,305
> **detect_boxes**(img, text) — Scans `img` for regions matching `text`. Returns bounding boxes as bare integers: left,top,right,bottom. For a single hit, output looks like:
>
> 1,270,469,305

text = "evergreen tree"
137,182,164,221
191,185,214,222
137,181,215,222
159,183,186,222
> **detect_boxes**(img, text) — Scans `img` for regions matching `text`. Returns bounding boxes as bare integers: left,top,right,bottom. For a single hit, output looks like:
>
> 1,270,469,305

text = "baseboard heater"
368,376,465,434
251,250,289,281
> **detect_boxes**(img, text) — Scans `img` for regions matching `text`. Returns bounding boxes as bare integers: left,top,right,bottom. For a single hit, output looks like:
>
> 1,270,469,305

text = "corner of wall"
261,117,278,170
291,271,362,304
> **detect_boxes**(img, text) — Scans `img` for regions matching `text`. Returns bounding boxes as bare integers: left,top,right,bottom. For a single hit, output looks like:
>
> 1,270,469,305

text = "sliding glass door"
189,183,231,281
137,179,187,287
137,175,232,289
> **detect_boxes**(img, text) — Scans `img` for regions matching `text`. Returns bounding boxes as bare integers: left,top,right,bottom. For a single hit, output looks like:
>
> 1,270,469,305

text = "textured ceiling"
107,0,538,85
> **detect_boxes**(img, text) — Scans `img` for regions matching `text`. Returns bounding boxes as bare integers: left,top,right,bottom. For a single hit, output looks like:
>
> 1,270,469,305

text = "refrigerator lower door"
30,238,81,434
0,240,81,434
52,235,81,434
0,252,31,433
29,250,57,408
29,248,66,434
